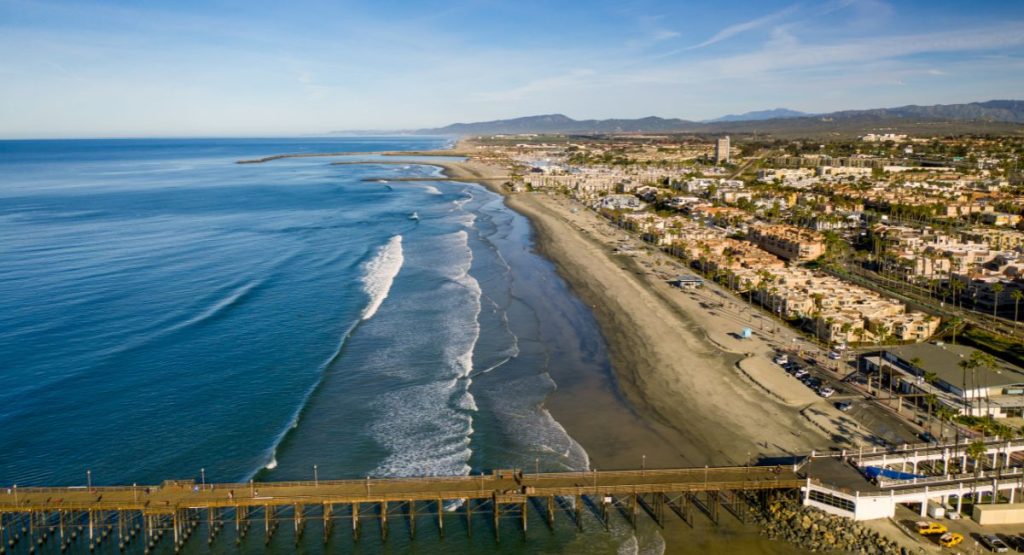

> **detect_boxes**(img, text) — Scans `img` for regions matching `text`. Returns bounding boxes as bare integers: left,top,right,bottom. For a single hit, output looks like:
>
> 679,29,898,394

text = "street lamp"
87,470,92,491
642,455,646,475
314,465,319,487
200,468,205,490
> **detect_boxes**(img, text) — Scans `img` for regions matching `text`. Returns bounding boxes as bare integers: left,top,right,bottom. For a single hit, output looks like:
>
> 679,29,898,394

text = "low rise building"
748,224,826,262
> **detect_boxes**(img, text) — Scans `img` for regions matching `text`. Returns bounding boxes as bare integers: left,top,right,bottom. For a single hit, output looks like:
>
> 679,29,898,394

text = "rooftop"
885,343,1024,389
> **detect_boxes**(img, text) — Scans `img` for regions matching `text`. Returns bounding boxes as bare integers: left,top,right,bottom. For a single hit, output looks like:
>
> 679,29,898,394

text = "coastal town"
437,131,1024,550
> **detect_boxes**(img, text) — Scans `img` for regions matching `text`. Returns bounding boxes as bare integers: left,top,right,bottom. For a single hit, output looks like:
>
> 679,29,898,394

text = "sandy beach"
235,149,899,552
239,146,870,470
504,191,842,464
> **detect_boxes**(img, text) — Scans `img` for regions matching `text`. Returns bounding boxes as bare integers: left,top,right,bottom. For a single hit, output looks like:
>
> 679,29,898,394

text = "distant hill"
827,100,1024,124
706,108,809,123
413,100,1024,137
423,114,697,136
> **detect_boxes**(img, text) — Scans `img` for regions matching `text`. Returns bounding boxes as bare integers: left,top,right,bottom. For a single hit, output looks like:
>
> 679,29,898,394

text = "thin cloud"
689,3,801,49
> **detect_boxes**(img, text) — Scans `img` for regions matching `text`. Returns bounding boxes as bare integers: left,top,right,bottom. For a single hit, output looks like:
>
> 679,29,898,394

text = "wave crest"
360,235,404,320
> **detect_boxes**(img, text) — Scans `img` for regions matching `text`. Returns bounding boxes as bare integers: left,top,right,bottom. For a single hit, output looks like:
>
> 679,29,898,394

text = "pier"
0,466,798,551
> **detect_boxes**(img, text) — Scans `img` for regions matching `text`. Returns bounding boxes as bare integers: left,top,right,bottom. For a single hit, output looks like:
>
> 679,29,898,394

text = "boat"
409,212,419,221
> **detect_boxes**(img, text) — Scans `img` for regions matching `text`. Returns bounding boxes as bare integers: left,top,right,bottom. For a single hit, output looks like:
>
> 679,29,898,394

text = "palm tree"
1012,290,1023,327
935,405,955,444
959,357,976,419
950,279,966,309
970,351,999,418
742,278,754,306
992,283,1005,317
967,440,988,501
948,316,964,345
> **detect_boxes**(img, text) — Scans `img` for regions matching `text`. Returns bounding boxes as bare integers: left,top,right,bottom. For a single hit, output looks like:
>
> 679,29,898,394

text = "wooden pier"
0,466,798,552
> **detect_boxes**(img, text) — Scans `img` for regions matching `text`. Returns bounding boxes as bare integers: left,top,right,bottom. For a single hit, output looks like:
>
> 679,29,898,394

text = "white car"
773,354,789,365
828,351,841,360
818,387,836,398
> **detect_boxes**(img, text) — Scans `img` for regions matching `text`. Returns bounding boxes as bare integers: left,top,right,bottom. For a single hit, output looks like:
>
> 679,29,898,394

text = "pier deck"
2,466,797,514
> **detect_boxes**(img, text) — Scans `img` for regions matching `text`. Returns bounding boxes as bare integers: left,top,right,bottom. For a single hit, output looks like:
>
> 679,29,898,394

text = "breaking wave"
360,235,404,320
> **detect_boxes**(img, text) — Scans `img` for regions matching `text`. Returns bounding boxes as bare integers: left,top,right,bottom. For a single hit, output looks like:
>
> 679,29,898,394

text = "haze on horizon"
1,0,1023,139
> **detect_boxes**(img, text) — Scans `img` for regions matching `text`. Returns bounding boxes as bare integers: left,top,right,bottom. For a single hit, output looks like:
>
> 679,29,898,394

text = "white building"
715,136,730,165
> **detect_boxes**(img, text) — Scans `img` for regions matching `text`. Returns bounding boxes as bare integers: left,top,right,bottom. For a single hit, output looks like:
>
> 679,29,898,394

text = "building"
747,224,826,262
863,343,1024,418
715,136,730,165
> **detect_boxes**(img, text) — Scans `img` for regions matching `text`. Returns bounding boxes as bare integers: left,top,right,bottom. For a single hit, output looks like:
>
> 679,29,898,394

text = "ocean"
0,137,662,553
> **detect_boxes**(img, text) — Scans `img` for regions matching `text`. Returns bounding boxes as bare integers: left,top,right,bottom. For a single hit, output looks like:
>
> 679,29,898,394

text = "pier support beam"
601,497,609,531
380,501,388,542
546,496,555,530
574,495,582,531
493,501,500,542
521,501,528,534
437,499,444,537
631,494,638,529
408,500,415,539
351,503,359,541
323,503,332,544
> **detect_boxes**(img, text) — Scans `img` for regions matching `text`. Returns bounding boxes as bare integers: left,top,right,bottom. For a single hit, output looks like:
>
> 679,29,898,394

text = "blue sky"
1,0,1023,137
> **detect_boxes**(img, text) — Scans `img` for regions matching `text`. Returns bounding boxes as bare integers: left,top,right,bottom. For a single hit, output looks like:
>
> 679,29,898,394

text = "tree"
1012,290,1023,327
959,357,976,419
970,351,999,418
992,283,1005,317
948,317,964,345
967,440,988,501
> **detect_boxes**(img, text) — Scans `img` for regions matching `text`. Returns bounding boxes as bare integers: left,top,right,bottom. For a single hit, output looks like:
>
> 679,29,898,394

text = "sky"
1,0,1023,138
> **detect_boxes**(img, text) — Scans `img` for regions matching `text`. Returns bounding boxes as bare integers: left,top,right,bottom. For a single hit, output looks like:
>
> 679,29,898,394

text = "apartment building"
747,224,826,262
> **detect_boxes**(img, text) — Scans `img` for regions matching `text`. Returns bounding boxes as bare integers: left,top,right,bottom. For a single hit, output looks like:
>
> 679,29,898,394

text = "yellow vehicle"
939,533,964,548
915,521,948,535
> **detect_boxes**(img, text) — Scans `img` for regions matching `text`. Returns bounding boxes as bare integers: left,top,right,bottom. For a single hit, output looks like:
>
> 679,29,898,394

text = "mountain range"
409,100,1024,137
705,108,809,123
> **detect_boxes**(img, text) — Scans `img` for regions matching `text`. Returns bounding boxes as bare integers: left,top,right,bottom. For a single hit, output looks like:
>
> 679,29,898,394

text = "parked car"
773,354,789,365
793,368,809,379
939,532,963,548
828,351,841,360
979,534,1010,552
818,387,836,398
918,431,937,444
915,521,947,536
835,401,852,412
1005,535,1024,551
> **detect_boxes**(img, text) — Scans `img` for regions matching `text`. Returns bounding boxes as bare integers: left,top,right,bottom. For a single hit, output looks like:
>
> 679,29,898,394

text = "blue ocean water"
0,137,667,552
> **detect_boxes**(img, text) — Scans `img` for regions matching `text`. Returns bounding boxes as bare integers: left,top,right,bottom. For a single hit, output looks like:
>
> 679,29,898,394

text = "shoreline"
236,145,858,469
425,160,837,462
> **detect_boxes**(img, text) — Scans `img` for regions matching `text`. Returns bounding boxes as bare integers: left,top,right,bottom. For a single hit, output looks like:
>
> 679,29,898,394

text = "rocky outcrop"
751,497,909,554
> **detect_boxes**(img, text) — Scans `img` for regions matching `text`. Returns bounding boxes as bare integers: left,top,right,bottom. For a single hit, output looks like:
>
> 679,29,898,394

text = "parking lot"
773,351,923,447
895,503,1024,553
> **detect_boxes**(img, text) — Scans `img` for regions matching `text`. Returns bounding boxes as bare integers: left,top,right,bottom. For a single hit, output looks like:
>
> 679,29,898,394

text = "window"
808,489,855,512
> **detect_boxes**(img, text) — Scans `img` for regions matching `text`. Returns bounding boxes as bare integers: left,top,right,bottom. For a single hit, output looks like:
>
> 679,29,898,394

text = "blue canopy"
863,466,925,481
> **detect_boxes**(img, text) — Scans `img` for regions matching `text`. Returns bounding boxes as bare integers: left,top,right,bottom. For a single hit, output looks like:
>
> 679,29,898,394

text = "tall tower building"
715,136,731,165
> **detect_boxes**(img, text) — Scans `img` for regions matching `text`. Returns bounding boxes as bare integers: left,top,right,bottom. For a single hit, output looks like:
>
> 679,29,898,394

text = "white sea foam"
422,185,442,195
360,235,404,320
368,229,482,479
370,382,474,478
